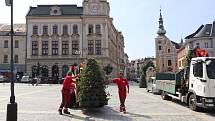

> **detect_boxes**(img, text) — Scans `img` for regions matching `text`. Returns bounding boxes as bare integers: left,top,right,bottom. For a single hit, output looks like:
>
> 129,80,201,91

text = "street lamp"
75,50,81,64
74,50,81,75
5,0,17,121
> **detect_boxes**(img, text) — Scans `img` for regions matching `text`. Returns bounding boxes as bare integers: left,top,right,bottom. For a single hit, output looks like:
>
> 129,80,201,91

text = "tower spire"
157,9,166,36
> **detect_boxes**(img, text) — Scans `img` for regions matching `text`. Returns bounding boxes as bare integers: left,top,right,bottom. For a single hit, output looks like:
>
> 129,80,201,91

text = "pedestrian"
68,75,77,109
58,71,75,115
112,72,129,113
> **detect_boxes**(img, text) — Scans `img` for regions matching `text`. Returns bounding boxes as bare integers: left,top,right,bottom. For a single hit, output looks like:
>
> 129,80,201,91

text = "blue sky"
1,0,215,60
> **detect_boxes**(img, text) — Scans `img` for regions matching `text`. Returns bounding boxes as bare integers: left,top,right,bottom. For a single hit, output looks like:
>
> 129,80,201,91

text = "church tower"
155,9,180,73
157,9,166,36
83,0,110,16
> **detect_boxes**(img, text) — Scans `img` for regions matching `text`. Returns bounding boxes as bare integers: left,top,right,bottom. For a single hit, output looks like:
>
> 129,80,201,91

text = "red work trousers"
59,89,70,110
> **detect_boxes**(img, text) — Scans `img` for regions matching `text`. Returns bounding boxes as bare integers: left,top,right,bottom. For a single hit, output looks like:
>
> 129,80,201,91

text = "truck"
156,47,215,111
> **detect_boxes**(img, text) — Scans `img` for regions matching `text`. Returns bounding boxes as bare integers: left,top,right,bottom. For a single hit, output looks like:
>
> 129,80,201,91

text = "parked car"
0,75,4,82
0,75,9,83
31,77,41,86
21,76,32,83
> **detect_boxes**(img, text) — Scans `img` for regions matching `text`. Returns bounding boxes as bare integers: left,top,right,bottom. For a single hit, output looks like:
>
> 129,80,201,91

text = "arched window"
52,65,59,84
32,65,37,78
41,65,49,77
62,65,69,78
88,24,93,34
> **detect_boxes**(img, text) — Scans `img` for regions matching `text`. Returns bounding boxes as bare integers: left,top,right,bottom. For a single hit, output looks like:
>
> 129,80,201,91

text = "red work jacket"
113,78,128,99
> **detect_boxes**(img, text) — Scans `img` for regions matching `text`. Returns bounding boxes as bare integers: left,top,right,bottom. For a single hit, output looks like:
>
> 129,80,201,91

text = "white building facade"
0,24,26,79
26,0,125,79
184,21,215,57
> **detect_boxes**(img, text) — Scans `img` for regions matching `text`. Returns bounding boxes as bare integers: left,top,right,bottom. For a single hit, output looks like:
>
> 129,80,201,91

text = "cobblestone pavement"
0,82,215,121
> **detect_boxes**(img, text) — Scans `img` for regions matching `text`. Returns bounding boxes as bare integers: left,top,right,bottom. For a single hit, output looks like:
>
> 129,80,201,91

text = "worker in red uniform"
112,72,129,113
58,71,76,115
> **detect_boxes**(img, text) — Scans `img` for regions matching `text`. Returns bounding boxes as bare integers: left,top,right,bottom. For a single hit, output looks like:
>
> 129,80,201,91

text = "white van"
21,76,31,83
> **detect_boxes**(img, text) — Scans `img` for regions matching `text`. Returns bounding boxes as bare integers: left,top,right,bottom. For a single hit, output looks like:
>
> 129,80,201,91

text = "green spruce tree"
77,58,108,108
139,59,155,88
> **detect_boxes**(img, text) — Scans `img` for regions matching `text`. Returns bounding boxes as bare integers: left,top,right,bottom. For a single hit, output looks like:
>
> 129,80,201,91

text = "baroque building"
155,10,180,73
0,24,26,80
26,0,125,78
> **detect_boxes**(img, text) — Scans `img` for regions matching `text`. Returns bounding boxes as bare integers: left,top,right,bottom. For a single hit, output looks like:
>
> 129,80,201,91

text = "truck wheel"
189,94,198,111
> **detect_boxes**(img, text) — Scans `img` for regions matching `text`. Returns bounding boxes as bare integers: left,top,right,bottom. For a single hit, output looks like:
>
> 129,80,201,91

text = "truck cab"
188,57,215,110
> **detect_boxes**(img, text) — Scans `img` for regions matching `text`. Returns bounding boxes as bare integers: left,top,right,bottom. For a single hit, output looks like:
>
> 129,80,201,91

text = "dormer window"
50,6,61,15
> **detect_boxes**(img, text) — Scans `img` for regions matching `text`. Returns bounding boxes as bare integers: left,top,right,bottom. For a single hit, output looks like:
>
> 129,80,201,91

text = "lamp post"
75,50,81,75
5,0,17,121
75,50,81,64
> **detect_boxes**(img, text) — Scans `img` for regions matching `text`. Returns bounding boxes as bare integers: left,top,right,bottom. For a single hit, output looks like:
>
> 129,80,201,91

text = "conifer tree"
77,58,108,108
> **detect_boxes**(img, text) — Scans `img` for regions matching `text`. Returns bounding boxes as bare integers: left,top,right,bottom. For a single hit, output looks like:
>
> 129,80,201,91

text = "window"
62,41,69,55
196,43,200,48
52,41,58,55
4,40,8,48
96,25,101,34
206,60,215,79
73,25,78,34
3,55,8,63
53,25,58,34
15,40,19,48
193,62,203,78
168,60,172,66
14,55,18,63
32,41,38,56
88,24,93,34
158,45,162,50
43,25,48,35
33,25,38,35
205,42,209,48
88,40,94,55
168,48,171,53
72,40,79,55
63,25,68,35
42,41,48,55
95,40,101,55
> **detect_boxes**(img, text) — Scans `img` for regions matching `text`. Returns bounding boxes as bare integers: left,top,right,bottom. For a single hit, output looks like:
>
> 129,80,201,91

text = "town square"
0,0,215,121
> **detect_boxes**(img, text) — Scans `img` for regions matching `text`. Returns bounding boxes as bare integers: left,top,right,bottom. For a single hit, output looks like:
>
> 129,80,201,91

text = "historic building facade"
178,20,215,69
155,10,180,73
26,0,125,78
0,24,26,78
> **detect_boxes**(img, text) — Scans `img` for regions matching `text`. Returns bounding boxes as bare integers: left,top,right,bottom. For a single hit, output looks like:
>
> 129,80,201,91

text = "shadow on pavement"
63,113,86,120
81,106,133,121
126,112,151,119
170,98,215,117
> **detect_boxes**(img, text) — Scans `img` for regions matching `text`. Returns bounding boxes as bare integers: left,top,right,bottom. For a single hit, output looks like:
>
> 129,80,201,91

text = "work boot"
122,107,126,113
63,109,70,114
58,109,63,115
120,106,123,112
